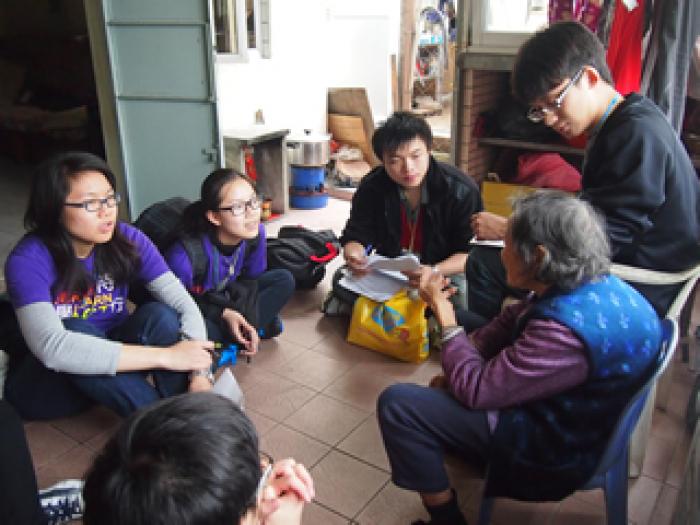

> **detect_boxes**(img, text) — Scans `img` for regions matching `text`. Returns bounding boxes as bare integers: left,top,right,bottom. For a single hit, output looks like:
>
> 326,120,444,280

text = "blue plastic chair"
477,318,679,525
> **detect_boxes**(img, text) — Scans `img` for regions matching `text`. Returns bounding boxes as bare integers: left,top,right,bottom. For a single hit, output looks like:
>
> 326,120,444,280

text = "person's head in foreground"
372,111,433,189
502,190,610,294
83,392,314,525
511,21,619,140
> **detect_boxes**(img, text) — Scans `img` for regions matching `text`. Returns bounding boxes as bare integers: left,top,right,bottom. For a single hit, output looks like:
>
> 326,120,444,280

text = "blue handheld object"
217,344,238,367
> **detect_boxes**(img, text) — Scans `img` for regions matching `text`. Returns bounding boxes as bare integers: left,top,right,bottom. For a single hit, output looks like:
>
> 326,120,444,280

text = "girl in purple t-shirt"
3,152,213,420
165,168,294,357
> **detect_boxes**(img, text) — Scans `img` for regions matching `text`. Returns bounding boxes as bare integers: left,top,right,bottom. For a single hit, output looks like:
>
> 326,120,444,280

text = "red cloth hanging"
606,0,645,95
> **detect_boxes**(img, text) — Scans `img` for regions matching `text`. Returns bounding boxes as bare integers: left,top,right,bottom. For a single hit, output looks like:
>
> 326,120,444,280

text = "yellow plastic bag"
347,290,429,363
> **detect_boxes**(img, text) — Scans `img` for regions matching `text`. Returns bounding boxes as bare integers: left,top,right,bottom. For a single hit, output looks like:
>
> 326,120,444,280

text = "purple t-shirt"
5,222,169,332
164,224,267,294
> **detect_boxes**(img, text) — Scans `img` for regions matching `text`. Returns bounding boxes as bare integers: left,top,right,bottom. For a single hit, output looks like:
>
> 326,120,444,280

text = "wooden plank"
399,0,416,111
478,137,585,157
327,87,380,166
391,53,399,112
327,113,376,168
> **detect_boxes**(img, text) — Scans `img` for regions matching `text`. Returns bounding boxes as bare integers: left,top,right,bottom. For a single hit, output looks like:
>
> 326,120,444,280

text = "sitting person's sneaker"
39,479,83,524
259,317,284,339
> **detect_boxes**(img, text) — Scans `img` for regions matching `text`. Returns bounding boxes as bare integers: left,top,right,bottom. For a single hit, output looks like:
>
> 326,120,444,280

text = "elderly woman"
377,191,662,525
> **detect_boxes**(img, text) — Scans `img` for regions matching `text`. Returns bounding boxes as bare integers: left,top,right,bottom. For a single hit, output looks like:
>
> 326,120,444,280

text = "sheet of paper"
469,235,505,249
365,253,422,273
213,368,244,409
339,268,407,302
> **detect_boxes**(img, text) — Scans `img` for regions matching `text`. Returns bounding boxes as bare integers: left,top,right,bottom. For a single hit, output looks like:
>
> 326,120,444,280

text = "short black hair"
83,393,260,525
511,21,612,105
372,111,433,159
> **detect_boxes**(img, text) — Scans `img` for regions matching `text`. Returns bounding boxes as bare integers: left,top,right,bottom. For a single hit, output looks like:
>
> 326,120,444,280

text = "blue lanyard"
590,94,620,136
212,244,243,292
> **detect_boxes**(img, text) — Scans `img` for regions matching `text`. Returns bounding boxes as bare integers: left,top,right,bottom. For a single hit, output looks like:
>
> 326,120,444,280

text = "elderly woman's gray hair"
509,191,610,290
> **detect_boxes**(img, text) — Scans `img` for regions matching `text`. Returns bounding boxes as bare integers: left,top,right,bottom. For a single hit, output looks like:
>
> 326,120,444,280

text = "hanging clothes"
548,0,603,32
606,0,645,95
642,0,700,132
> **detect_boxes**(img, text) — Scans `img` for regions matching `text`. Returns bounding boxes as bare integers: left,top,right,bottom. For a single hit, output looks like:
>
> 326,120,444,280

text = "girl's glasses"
218,196,261,216
64,193,121,212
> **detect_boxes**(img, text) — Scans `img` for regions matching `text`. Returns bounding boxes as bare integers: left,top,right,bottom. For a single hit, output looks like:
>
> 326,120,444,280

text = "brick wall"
457,69,509,182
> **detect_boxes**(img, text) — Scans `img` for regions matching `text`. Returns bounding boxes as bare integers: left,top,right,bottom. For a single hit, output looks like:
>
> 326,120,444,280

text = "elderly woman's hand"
418,270,458,328
429,374,448,389
418,270,454,307
470,212,507,241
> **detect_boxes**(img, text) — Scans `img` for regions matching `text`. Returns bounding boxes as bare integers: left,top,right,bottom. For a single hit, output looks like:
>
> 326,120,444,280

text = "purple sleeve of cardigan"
441,307,589,430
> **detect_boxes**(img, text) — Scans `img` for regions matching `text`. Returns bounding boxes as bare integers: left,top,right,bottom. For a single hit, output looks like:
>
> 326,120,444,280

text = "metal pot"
286,130,331,166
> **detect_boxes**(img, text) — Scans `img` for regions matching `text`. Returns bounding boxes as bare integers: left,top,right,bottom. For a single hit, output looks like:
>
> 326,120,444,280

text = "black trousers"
466,246,527,321
465,246,678,319
0,400,46,525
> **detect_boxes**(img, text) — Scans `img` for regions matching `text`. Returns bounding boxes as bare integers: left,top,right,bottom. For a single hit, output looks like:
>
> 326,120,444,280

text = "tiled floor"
0,159,697,524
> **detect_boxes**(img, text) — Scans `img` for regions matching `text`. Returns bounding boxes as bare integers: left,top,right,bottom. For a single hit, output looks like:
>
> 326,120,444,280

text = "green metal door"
96,0,220,216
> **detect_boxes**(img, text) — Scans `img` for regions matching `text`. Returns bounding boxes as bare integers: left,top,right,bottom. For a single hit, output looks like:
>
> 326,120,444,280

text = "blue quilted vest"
485,274,661,501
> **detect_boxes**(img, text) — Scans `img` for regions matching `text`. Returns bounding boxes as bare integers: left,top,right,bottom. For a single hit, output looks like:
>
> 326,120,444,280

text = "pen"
181,332,252,364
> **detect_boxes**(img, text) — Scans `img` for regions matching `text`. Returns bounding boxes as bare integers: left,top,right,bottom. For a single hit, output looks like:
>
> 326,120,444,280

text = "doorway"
0,0,104,281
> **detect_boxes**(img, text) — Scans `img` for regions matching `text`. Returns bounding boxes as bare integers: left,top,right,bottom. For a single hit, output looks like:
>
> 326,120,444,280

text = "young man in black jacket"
467,21,700,321
340,112,482,291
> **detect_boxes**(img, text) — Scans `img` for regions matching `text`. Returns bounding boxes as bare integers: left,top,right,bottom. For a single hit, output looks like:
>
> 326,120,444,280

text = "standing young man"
467,21,700,320
340,111,482,300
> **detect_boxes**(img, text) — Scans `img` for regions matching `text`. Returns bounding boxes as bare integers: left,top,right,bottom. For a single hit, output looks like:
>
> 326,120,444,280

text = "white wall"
215,0,400,135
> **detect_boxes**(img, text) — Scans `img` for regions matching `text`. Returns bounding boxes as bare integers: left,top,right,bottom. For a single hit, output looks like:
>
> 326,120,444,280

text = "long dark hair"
181,168,255,237
24,151,139,295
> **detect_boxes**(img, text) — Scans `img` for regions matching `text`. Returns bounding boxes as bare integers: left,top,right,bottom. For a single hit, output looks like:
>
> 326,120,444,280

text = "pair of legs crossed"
205,268,295,343
5,302,188,419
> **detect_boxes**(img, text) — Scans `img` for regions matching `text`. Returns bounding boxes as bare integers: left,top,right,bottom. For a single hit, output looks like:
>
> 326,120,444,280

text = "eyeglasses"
218,195,261,216
64,193,121,212
527,68,584,123
252,451,274,507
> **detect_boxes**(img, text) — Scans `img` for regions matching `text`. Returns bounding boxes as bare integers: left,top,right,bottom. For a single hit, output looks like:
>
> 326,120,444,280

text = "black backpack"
133,198,260,329
133,197,211,285
266,226,340,289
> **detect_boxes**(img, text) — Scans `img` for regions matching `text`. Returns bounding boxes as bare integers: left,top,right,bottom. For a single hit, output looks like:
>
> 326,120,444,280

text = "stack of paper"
339,253,421,302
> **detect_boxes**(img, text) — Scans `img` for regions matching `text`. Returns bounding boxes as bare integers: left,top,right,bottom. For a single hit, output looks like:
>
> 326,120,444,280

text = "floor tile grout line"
276,405,374,450
328,444,392,476
310,499,354,522
351,478,393,522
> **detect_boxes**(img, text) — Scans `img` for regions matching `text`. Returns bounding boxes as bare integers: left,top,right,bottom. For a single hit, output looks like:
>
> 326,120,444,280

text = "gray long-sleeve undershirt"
15,272,206,376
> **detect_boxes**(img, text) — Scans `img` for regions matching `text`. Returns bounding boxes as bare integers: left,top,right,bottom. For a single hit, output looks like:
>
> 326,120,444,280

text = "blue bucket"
291,166,325,192
290,189,328,209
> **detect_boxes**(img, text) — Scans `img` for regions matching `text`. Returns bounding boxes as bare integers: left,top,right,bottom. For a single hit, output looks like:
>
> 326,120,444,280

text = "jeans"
5,302,189,420
257,268,295,331
206,269,295,343
377,383,491,493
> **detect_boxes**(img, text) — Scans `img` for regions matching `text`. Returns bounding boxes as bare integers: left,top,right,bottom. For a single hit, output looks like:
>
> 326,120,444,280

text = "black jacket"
340,157,482,265
582,93,700,313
